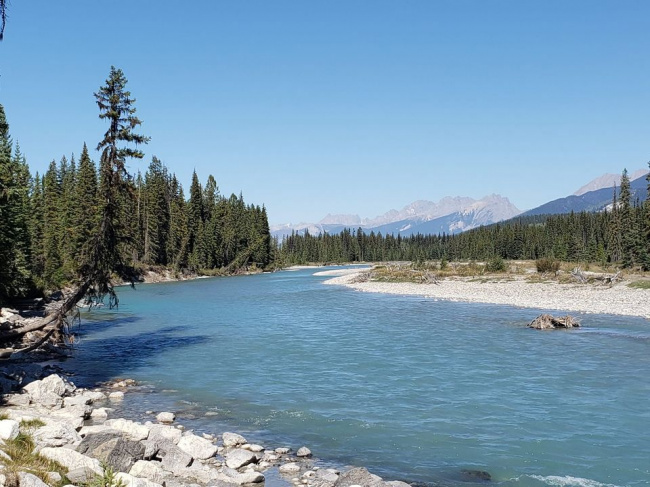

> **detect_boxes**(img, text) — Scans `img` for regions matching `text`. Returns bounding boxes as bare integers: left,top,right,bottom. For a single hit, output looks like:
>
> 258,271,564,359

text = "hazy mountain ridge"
573,168,647,196
272,170,650,239
272,194,520,238
523,172,649,217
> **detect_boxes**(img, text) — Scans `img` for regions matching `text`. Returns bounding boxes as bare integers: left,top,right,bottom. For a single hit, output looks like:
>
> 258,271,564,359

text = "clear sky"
1,1,649,224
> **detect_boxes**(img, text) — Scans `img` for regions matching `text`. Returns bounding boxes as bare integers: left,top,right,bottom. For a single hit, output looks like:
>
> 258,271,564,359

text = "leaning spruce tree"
79,66,149,306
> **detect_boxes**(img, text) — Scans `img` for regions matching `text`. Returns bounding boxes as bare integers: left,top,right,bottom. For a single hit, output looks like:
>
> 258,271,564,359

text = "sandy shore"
324,271,650,319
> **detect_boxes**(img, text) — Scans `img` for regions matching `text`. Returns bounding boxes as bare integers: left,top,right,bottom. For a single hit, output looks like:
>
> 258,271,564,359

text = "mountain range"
272,169,649,239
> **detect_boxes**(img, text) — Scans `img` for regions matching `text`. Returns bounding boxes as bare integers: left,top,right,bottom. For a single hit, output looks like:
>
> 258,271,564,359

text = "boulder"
41,374,67,396
148,423,182,444
225,448,258,469
63,395,92,407
39,447,103,477
21,379,63,408
297,446,312,457
115,472,164,487
275,447,290,454
216,467,264,485
177,433,217,460
109,391,125,401
79,434,145,473
129,460,169,484
84,390,108,402
279,462,301,474
156,412,175,424
151,439,193,474
32,422,82,448
0,420,19,440
104,418,150,441
79,425,120,437
222,432,247,447
17,472,49,487
91,407,110,420
243,443,264,452
316,469,340,483
335,467,385,487
77,431,125,454
2,393,30,407
66,467,98,484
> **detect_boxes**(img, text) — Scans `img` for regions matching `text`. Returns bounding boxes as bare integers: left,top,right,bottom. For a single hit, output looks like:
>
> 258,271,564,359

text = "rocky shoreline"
322,270,650,319
0,367,412,487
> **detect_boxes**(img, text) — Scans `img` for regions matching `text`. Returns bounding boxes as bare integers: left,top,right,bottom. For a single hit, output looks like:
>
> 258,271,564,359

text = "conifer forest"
1,67,649,304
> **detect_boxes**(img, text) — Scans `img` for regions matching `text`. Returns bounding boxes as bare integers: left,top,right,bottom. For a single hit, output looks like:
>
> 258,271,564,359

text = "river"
64,267,650,487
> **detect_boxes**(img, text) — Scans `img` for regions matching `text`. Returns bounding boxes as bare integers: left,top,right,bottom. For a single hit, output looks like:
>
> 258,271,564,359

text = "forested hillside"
280,169,650,269
0,72,271,304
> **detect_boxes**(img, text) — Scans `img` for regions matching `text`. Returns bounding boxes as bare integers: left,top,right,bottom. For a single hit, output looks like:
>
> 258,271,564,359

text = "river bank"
321,269,650,319
0,368,411,487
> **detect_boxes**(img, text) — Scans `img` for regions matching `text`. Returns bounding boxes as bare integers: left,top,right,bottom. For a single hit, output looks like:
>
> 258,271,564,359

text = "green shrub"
485,256,507,272
536,258,561,273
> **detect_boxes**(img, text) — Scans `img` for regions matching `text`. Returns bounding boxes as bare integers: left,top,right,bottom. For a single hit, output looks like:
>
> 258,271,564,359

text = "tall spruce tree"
80,66,149,305
619,169,636,267
73,143,99,259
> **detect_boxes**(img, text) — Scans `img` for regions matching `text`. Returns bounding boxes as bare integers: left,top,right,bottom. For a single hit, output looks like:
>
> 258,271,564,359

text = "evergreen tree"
42,160,63,285
73,143,99,259
619,169,636,267
29,173,45,279
81,66,149,304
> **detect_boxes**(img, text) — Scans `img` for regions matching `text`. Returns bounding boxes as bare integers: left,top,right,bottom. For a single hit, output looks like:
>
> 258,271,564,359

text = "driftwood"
420,271,440,285
571,267,587,283
528,314,580,330
0,280,92,359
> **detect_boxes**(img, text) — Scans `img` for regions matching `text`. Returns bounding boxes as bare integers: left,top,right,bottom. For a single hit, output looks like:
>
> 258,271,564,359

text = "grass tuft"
628,280,650,289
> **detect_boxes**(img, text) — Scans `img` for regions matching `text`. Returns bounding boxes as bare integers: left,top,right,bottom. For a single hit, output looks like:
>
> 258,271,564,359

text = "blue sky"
1,1,649,224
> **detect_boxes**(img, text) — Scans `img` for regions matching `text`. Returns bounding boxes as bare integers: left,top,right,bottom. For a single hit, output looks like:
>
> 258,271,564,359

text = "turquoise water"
68,268,650,487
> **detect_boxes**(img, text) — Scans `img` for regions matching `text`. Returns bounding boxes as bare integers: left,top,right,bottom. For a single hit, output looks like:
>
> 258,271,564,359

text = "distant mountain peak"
574,169,647,196
272,194,521,239
319,213,362,226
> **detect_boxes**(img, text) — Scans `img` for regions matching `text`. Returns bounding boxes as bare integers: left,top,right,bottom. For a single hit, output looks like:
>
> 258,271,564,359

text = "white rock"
22,381,63,408
0,449,11,461
39,447,103,476
115,472,164,487
222,431,247,447
90,407,109,419
177,433,218,459
296,446,312,457
41,375,67,396
279,462,301,474
108,391,124,401
17,472,49,487
275,447,291,454
148,423,182,444
104,418,150,441
244,443,264,452
32,422,82,448
216,467,265,485
156,412,175,424
129,461,168,484
63,395,92,407
225,448,258,469
79,425,117,436
84,390,107,402
0,420,19,440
